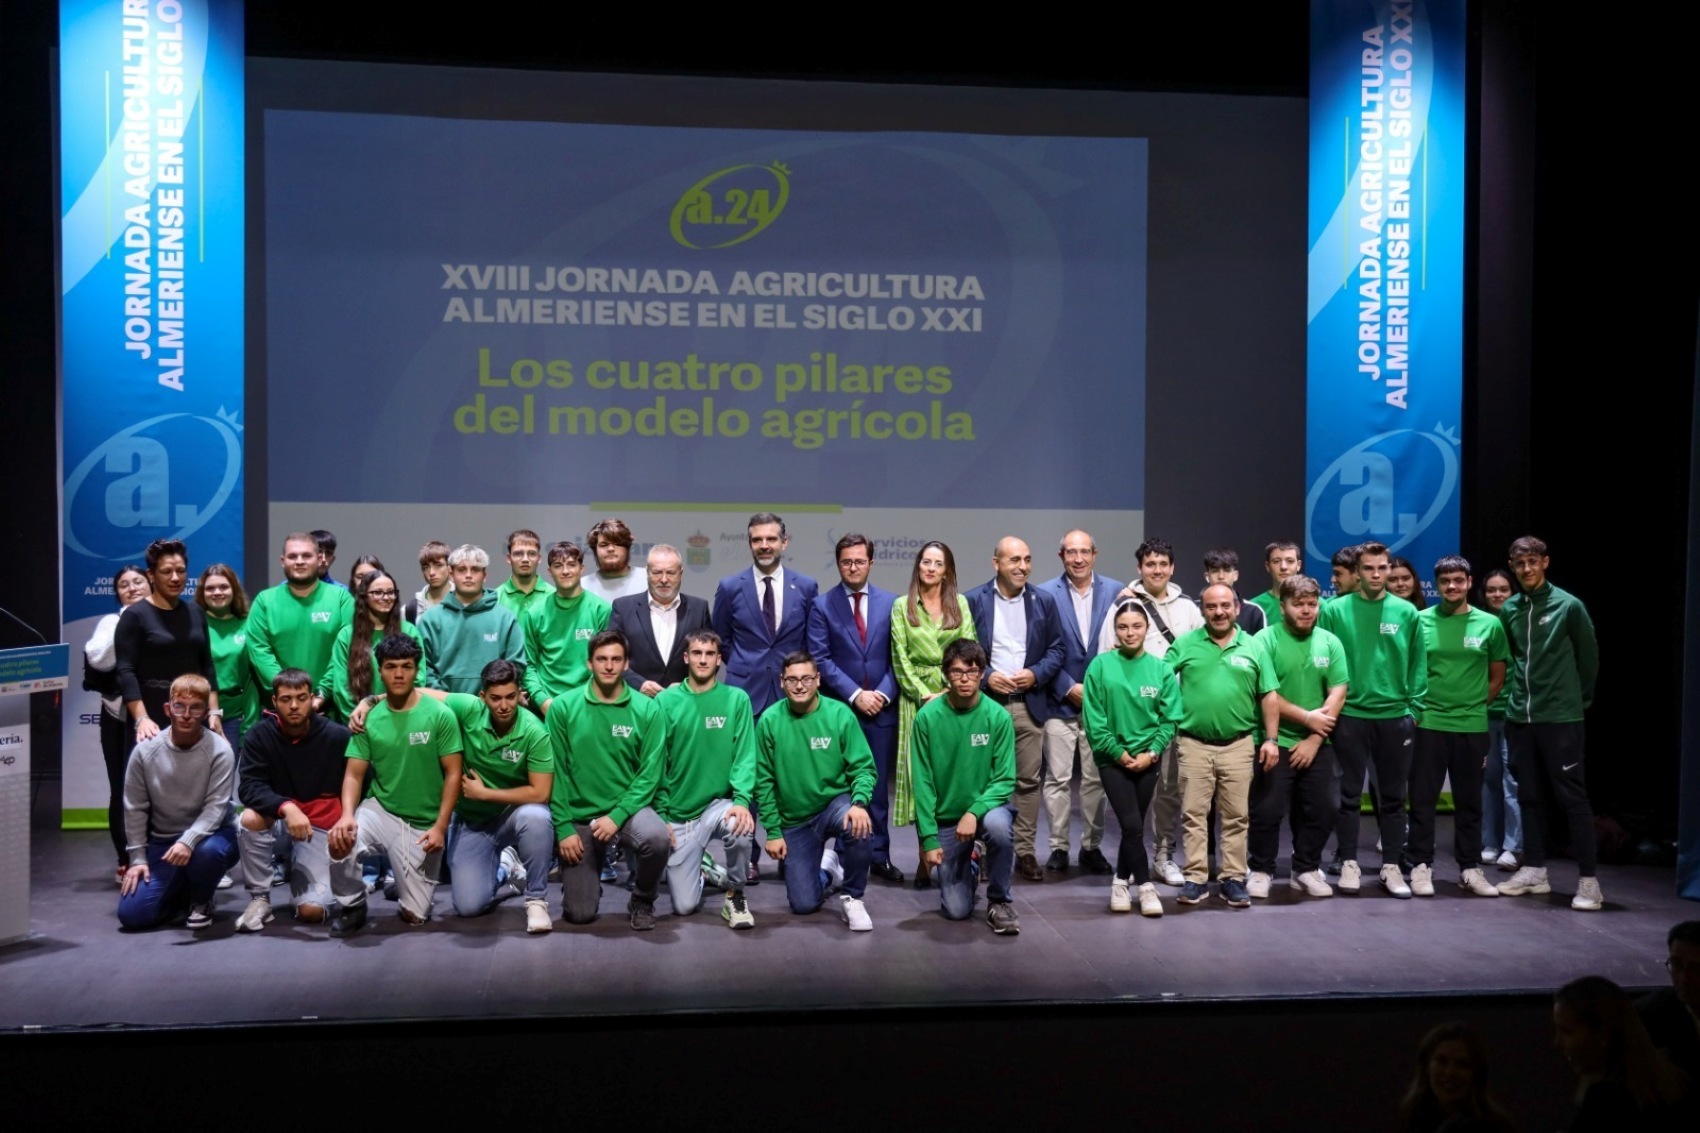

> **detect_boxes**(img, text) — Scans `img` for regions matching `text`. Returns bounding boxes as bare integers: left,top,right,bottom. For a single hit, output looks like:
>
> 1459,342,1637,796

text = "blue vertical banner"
1306,0,1465,591
58,0,244,824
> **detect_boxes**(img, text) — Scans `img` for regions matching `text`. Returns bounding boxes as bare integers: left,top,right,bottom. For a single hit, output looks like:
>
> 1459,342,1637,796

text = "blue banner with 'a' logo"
58,0,243,825
1307,0,1464,592
59,0,244,619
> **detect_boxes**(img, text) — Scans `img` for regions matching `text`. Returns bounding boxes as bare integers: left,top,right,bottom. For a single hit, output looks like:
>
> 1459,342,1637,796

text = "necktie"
763,574,776,638
852,591,867,644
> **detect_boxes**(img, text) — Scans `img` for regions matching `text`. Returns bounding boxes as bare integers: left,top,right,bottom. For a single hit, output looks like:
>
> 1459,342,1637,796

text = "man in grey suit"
608,545,711,697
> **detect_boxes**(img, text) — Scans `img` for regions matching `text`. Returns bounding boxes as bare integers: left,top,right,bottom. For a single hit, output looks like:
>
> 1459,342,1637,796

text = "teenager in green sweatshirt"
494,529,554,622
246,533,355,700
546,629,669,930
755,652,877,930
1495,536,1603,910
910,638,1019,933
522,540,611,711
1317,540,1426,897
417,544,526,694
1084,603,1183,916
656,630,757,927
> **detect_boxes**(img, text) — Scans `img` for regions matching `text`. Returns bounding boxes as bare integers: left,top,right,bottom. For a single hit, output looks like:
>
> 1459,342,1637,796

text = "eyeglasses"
166,701,208,718
780,675,818,686
945,667,983,679
366,589,398,599
837,558,870,569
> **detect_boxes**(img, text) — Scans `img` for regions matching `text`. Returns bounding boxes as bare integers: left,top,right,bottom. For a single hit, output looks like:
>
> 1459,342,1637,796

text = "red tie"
852,591,867,644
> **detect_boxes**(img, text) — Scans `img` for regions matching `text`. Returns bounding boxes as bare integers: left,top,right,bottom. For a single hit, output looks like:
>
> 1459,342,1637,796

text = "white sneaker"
1290,870,1334,898
1380,864,1412,899
837,893,872,931
1480,849,1497,865
722,890,755,929
1246,871,1271,899
1459,868,1500,897
524,897,553,934
1571,877,1603,911
821,847,844,891
1138,882,1164,917
1409,863,1434,897
235,896,273,933
1338,860,1361,892
217,872,235,890
500,846,528,892
1497,865,1550,896
1109,877,1133,913
1154,856,1185,887
1495,850,1520,871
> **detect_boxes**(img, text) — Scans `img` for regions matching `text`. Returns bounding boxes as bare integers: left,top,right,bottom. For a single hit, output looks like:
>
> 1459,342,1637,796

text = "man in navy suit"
807,533,903,883
609,545,711,696
1036,529,1124,876
711,512,818,723
965,537,1066,882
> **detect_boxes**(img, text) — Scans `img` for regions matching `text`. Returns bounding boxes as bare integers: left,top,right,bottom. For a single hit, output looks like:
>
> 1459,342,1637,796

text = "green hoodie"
1500,581,1597,724
909,692,1015,851
417,588,525,694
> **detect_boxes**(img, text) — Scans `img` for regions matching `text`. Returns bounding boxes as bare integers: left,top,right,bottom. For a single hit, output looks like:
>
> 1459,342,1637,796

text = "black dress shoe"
1044,849,1071,873
1016,854,1045,882
913,870,933,890
1080,847,1114,875
870,859,906,883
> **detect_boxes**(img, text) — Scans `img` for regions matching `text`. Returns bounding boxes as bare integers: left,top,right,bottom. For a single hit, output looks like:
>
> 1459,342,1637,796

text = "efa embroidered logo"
610,725,634,738
809,737,832,750
408,731,431,745
483,633,498,643
1464,636,1486,650
574,628,594,640
1230,656,1254,669
704,716,727,730
311,612,332,624
1140,685,1160,698
1379,623,1400,635
970,733,990,746
499,747,524,763
233,633,245,646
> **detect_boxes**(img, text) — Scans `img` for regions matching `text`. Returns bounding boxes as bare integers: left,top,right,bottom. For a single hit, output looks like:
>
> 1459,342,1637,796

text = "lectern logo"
1305,424,1459,564
64,410,243,560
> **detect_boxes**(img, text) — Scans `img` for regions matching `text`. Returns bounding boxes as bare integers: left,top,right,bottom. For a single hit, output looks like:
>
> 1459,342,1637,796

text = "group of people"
89,511,1602,937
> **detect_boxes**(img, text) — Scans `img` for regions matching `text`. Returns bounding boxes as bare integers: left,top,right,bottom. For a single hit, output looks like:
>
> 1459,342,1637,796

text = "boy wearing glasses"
117,674,240,931
754,652,877,930
909,638,1019,933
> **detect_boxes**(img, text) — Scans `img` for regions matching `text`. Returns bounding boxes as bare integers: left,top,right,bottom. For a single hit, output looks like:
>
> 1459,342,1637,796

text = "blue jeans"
117,824,240,929
781,793,871,913
934,804,1015,920
448,803,553,916
1481,717,1522,855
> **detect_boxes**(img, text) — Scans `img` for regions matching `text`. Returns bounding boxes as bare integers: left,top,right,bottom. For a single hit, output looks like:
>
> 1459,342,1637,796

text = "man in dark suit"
1036,529,1124,876
711,512,818,723
609,544,711,697
807,533,903,883
1638,920,1700,1081
965,536,1066,882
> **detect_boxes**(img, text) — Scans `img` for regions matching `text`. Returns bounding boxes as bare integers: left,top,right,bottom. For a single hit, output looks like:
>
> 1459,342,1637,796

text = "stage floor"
2,796,1685,1032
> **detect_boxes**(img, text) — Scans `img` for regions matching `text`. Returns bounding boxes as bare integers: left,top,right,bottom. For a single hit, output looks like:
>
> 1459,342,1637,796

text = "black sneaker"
329,902,368,938
1177,881,1208,905
987,902,1021,935
1219,878,1252,908
1044,849,1070,873
1079,847,1114,875
628,897,657,931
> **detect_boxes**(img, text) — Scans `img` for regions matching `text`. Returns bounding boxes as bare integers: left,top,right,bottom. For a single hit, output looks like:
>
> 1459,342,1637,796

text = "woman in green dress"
322,570,424,721
196,563,259,753
890,540,975,888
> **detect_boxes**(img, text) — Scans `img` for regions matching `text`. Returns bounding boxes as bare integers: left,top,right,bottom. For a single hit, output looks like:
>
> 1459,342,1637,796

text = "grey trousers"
345,798,441,921
559,806,669,924
665,798,754,916
239,819,364,912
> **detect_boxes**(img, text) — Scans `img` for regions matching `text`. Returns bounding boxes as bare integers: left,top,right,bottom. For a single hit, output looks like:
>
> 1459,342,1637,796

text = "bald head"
993,537,1033,598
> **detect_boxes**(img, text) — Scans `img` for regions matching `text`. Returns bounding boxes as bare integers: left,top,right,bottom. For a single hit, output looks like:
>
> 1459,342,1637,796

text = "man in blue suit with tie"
712,512,819,723
807,533,904,883
965,536,1067,883
1036,529,1124,876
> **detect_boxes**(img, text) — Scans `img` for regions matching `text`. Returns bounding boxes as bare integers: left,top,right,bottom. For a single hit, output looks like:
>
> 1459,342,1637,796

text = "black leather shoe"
1017,854,1045,882
1045,849,1071,873
1080,847,1114,875
329,902,368,938
870,859,906,883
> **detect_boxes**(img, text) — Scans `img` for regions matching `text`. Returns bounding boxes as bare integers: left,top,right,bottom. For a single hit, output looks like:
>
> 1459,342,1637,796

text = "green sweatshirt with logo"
655,680,757,823
246,580,355,690
1082,648,1184,765
1318,591,1426,719
546,682,665,836
1500,581,1597,724
323,618,425,722
205,613,259,728
754,696,875,834
522,589,611,707
909,692,1015,851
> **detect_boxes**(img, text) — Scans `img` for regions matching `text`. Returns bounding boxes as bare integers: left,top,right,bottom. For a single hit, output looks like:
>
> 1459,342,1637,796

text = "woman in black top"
115,539,221,743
